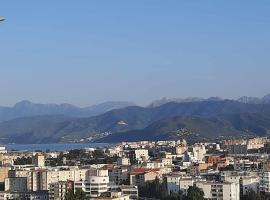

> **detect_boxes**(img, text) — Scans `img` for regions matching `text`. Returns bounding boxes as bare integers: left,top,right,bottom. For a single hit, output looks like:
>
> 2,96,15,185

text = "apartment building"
108,166,129,185
129,168,158,186
166,175,203,195
48,181,73,200
74,168,109,198
0,191,48,200
260,171,270,194
192,144,206,163
32,153,45,167
167,176,193,195
117,158,130,166
196,181,240,200
11,167,89,191
4,177,27,192
134,149,149,162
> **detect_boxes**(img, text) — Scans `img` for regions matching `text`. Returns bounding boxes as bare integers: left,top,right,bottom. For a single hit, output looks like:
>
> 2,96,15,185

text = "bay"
4,143,112,152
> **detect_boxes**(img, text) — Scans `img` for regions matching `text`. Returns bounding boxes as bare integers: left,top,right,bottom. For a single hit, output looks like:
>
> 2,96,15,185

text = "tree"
74,189,87,200
65,189,87,200
219,164,234,171
185,186,204,200
65,189,75,200
14,156,32,165
241,189,265,200
138,178,183,200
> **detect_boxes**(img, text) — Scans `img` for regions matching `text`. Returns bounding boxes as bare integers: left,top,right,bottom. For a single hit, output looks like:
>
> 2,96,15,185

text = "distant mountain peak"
238,94,270,104
13,100,35,109
0,100,136,122
149,94,270,107
14,100,33,106
86,101,136,114
237,96,261,104
262,94,270,103
148,96,221,107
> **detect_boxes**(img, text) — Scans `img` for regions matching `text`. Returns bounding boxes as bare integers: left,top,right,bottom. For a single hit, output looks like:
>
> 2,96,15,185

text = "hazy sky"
1,1,270,107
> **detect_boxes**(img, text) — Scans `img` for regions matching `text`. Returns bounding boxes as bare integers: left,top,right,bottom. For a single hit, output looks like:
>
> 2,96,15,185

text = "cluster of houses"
0,137,270,199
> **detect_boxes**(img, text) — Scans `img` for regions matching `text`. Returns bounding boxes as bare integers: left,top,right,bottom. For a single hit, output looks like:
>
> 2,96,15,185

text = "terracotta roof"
130,168,159,175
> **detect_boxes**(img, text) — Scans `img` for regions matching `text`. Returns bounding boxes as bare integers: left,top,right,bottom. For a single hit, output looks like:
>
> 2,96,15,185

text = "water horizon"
3,143,114,152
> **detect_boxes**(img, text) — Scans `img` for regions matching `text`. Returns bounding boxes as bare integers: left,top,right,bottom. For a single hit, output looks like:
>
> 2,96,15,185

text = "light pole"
0,16,6,22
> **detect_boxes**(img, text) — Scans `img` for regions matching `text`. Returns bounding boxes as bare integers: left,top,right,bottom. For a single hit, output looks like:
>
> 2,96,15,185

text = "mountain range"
0,100,135,122
1,97,270,144
148,94,270,107
98,112,270,143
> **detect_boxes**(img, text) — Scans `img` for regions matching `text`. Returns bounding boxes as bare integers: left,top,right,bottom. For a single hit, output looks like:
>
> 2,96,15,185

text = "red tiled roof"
130,168,159,175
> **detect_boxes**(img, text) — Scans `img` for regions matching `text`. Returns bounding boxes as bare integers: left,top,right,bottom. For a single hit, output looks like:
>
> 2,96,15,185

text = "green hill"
1,100,270,143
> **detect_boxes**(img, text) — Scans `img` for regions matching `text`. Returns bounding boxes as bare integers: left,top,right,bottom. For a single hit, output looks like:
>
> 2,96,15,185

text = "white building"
134,149,149,162
143,161,164,169
192,144,206,163
96,191,130,200
38,167,88,190
260,171,270,194
48,181,73,200
161,158,173,166
0,146,7,154
74,168,109,198
166,175,201,195
108,166,129,185
221,171,259,196
196,181,240,200
117,157,130,166
0,191,48,200
119,185,138,200
32,153,45,167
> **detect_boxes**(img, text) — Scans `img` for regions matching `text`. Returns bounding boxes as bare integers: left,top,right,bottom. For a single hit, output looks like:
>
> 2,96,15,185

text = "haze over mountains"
0,94,270,144
149,94,270,107
0,100,135,122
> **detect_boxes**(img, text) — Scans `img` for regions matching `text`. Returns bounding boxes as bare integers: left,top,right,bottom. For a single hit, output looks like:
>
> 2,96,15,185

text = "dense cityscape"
0,137,269,199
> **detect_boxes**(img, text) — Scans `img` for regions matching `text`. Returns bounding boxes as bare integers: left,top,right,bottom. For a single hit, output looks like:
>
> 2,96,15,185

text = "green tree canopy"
65,189,87,200
241,189,265,200
185,186,204,200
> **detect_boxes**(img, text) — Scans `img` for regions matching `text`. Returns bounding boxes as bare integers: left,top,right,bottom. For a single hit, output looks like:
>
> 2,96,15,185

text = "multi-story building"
133,149,149,162
224,137,266,154
117,158,130,166
118,185,138,200
4,177,27,192
240,176,259,196
32,153,45,167
260,171,270,194
108,166,129,185
74,167,109,198
0,146,7,154
0,167,9,183
196,181,240,200
129,168,159,186
143,161,164,169
192,144,206,163
0,191,48,200
166,175,203,195
221,171,259,197
38,167,88,190
48,181,73,200
175,144,187,155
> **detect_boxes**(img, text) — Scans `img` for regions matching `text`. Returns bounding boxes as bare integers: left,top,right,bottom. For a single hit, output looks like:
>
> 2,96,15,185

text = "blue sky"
1,1,270,106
